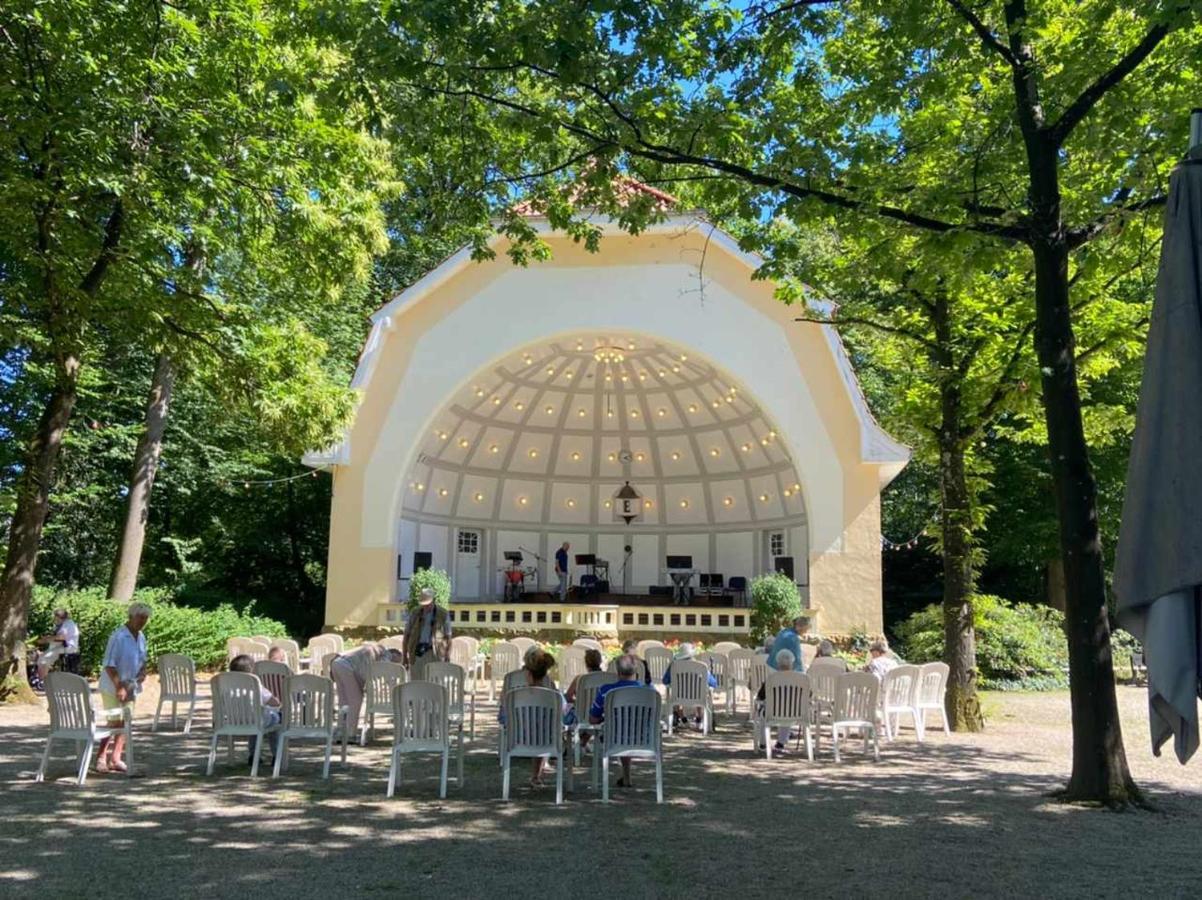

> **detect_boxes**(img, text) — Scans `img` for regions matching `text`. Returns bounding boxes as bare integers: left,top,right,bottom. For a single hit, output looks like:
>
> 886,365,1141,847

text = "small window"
457,530,479,554
770,532,785,557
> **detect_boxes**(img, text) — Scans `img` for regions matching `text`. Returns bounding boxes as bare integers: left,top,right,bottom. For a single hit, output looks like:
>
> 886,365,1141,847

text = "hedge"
29,585,289,674
895,594,1069,690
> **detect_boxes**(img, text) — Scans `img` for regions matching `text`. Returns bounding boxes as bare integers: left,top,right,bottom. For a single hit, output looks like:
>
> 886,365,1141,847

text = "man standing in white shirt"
35,607,81,686
96,602,151,774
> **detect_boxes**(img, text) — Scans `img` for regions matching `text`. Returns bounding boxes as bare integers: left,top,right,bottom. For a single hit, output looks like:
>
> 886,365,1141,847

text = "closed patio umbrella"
1114,112,1202,764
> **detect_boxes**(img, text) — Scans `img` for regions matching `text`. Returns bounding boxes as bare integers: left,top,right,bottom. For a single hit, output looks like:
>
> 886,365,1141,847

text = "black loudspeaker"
649,585,674,597
413,552,433,573
596,580,610,594
774,556,795,580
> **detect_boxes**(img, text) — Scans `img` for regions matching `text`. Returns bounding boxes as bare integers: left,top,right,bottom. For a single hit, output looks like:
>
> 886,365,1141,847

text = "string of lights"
219,466,331,489
880,520,935,551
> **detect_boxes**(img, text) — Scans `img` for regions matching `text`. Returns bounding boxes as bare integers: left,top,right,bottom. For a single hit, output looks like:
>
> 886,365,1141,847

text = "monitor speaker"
413,552,433,573
774,556,795,580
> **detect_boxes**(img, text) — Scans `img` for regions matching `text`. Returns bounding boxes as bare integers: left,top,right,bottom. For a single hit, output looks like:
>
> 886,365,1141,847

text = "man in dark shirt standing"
555,542,571,600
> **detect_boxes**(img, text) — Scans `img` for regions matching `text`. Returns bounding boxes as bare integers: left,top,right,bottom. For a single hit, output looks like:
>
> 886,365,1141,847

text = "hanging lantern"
613,481,645,525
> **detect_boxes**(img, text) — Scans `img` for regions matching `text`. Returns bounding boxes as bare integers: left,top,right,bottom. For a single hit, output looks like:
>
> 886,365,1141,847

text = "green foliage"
896,595,1069,690
749,574,802,644
407,568,452,611
28,585,287,673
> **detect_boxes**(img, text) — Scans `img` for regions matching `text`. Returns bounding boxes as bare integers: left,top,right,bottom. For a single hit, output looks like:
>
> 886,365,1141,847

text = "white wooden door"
455,529,482,600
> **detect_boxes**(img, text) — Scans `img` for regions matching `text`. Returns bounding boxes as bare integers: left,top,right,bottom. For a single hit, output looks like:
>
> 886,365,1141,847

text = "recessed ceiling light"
566,498,576,508
489,444,499,454
578,408,587,418
712,400,721,408
783,489,793,497
644,500,653,509
687,404,698,413
620,374,629,382
760,493,770,502
741,443,751,452
439,488,449,497
571,451,581,461
630,409,639,418
604,500,612,509
657,408,666,417
672,365,681,373
547,366,555,375
576,341,584,350
769,430,777,438
709,448,720,457
761,438,769,446
658,369,667,377
726,396,735,404
437,431,448,440
474,492,484,502
680,354,688,361
528,449,538,459
679,499,689,509
639,372,647,380
475,387,484,397
605,373,612,381
792,483,801,491
523,355,532,364
606,409,614,418
723,496,734,507
458,438,470,448
607,453,616,462
635,452,645,462
514,401,524,410
670,451,681,461
492,397,501,405
545,406,554,415
518,496,528,506
415,483,424,491
565,371,573,379
627,342,635,350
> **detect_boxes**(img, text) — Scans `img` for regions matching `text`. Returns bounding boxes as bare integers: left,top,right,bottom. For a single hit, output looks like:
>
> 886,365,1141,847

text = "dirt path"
1,681,1199,899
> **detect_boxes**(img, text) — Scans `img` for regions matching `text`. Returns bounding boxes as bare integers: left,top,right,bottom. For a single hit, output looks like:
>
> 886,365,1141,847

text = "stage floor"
504,591,745,609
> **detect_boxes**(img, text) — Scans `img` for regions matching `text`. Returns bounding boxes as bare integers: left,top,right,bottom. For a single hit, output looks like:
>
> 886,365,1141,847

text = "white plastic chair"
916,661,951,739
598,686,663,803
253,660,291,705
635,639,664,657
697,651,732,715
880,664,922,741
378,634,406,654
569,671,617,767
607,655,648,682
559,646,589,690
726,648,755,716
754,671,815,760
207,671,280,777
387,681,452,799
450,635,484,695
831,672,880,762
510,637,539,659
318,633,345,653
489,641,522,702
572,637,603,653
747,657,770,717
273,674,347,778
361,661,406,744
153,654,197,733
712,641,742,655
809,656,849,674
665,659,714,735
501,686,566,804
36,672,132,785
227,637,268,663
315,650,339,678
269,638,301,672
644,646,673,690
808,666,840,731
305,635,338,671
423,661,473,757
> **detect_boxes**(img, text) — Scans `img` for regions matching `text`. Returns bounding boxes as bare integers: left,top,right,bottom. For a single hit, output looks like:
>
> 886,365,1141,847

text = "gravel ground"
1,679,1200,899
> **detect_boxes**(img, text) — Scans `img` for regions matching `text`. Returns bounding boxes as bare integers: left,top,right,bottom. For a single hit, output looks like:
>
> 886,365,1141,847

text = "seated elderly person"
864,638,900,680
815,639,836,659
267,646,288,665
765,649,802,756
589,654,651,787
35,607,81,688
499,650,562,789
565,648,603,705
229,653,282,766
662,643,717,729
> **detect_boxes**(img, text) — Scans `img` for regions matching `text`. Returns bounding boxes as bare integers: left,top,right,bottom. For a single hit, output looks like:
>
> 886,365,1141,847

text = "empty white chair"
36,672,132,785
273,674,347,778
252,635,273,645
319,633,345,653
227,636,268,663
880,664,922,741
831,672,880,762
727,648,754,716
809,656,849,674
510,636,539,658
501,687,566,804
207,671,280,777
423,661,473,756
387,681,452,799
253,660,291,706
559,646,589,689
697,651,732,715
755,671,815,760
305,635,338,671
361,661,406,745
450,635,484,695
572,637,603,653
712,641,742,655
378,634,406,654
644,646,672,689
808,666,840,728
665,659,714,735
635,639,664,657
569,671,617,767
916,661,950,739
153,654,198,734
316,650,339,679
599,686,663,803
269,638,301,672
489,641,522,702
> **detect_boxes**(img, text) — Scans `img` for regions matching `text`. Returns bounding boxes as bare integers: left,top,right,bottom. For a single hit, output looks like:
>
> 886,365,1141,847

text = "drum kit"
500,551,538,601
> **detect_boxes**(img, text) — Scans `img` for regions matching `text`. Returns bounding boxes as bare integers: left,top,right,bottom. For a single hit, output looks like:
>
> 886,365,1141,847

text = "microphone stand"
518,546,543,597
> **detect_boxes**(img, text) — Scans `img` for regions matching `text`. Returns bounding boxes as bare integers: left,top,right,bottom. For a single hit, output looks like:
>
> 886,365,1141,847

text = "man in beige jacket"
403,588,451,680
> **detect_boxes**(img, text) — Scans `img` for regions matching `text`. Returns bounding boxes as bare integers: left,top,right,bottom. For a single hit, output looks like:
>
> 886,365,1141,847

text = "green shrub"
29,585,288,673
408,568,452,610
1110,627,1142,679
749,573,802,644
895,594,1069,690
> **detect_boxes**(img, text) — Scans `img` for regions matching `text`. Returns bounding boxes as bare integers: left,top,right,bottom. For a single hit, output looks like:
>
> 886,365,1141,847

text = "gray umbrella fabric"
1114,159,1202,765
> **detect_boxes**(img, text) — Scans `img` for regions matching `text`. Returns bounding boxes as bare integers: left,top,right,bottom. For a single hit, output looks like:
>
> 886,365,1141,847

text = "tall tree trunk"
938,412,984,731
1031,235,1137,804
0,359,80,698
108,352,176,601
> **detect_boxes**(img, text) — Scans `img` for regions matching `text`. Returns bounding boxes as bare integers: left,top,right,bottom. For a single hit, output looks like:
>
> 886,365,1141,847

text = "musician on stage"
555,541,571,600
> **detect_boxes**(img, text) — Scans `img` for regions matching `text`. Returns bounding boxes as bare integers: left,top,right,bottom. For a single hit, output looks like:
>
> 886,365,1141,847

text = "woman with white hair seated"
96,602,152,774
864,638,899,680
767,649,799,755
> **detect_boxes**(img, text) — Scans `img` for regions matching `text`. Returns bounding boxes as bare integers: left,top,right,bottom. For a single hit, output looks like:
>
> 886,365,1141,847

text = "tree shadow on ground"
2,700,1201,899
